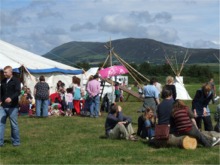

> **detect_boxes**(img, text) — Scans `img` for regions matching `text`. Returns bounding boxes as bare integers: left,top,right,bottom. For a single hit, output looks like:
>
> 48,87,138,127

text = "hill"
43,38,219,66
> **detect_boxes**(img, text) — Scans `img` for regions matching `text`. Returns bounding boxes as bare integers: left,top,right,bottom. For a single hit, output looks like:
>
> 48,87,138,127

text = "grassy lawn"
0,84,220,164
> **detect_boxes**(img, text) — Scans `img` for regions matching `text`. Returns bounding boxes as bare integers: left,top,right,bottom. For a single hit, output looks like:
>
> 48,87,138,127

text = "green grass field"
0,84,220,164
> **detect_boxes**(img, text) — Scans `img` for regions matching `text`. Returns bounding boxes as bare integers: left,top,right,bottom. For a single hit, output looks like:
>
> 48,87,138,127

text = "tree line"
76,62,217,84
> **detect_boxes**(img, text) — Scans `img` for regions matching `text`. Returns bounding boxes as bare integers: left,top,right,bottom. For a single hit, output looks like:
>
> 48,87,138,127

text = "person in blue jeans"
0,66,21,147
137,107,155,139
87,74,100,118
34,75,50,117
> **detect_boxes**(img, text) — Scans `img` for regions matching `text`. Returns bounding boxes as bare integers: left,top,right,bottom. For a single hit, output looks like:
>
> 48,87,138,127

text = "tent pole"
179,49,190,76
113,51,150,82
213,53,220,62
113,52,143,86
102,54,110,68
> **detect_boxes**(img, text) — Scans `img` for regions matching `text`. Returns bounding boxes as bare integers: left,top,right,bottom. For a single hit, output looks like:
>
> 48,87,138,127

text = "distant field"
0,84,219,164
186,63,220,73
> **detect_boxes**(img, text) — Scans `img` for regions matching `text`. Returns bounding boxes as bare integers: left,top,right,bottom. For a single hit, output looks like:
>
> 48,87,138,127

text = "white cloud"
0,0,219,55
70,22,96,31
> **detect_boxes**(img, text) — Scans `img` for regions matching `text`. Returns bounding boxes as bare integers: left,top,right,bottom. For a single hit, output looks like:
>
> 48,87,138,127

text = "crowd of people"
32,74,102,118
105,76,220,147
0,65,219,148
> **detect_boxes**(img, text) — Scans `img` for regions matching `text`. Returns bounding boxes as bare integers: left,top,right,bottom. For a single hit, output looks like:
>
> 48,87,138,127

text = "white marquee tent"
0,40,83,93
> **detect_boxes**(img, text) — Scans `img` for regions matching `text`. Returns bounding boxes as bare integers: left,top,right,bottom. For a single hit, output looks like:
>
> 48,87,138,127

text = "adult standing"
208,78,216,104
87,74,100,118
192,83,213,131
164,76,176,101
0,66,21,147
34,75,50,117
143,77,160,115
56,80,65,91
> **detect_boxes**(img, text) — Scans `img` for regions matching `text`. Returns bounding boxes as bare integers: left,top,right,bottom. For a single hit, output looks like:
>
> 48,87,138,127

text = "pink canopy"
99,65,128,78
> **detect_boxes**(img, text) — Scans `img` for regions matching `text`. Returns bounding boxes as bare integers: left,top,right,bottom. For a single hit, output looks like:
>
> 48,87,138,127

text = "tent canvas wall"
0,40,83,93
174,76,192,100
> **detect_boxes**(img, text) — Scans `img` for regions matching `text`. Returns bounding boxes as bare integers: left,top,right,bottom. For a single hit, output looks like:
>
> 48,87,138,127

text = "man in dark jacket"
0,66,21,147
192,83,213,131
105,103,137,141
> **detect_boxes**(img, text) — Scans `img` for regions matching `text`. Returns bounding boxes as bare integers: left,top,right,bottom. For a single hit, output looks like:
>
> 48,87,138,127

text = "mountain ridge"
44,38,219,66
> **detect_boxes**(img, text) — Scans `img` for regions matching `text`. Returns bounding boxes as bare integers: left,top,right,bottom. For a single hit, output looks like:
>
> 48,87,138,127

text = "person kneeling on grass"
105,103,138,141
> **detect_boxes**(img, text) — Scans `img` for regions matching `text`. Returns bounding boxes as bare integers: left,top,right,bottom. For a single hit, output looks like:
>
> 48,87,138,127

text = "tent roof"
0,40,83,74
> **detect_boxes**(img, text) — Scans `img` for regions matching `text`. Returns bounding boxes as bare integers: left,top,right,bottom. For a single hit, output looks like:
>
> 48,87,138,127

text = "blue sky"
0,0,219,55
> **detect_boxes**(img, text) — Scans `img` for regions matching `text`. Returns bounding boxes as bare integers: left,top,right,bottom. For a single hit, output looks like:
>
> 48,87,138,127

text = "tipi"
164,48,192,100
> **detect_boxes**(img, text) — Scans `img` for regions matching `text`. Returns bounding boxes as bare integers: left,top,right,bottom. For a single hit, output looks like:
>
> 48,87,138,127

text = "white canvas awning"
0,40,83,93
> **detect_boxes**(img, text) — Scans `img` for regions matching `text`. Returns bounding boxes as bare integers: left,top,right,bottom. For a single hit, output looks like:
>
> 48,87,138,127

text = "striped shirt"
173,108,193,133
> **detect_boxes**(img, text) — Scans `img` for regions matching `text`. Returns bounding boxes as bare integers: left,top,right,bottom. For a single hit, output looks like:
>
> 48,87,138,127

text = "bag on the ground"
155,124,170,140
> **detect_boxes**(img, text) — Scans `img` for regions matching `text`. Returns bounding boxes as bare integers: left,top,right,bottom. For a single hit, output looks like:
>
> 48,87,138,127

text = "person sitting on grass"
105,103,137,141
48,98,64,116
172,100,220,147
157,87,175,133
137,107,155,140
19,93,32,116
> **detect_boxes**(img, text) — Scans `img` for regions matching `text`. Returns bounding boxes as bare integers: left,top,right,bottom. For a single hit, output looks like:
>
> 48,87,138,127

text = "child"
59,87,67,112
114,82,120,102
65,88,74,116
26,88,33,110
49,101,65,116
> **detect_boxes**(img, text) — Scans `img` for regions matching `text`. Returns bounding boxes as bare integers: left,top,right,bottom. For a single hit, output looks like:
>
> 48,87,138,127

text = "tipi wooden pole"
113,51,150,82
113,52,144,86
